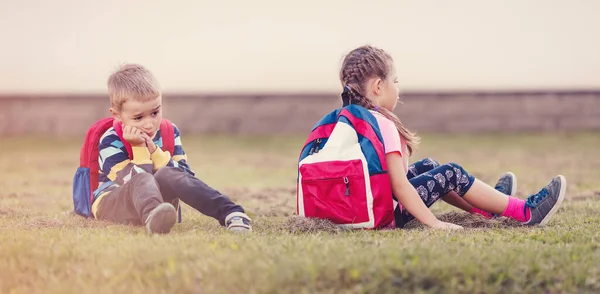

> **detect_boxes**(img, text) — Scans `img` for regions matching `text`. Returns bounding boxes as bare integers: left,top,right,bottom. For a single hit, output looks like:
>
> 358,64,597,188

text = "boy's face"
111,96,163,138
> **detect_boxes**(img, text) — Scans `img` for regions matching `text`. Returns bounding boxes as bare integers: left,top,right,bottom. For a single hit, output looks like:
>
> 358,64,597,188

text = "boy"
92,63,252,234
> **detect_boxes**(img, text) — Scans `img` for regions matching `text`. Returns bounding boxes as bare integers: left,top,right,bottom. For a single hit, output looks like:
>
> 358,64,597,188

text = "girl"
338,45,566,230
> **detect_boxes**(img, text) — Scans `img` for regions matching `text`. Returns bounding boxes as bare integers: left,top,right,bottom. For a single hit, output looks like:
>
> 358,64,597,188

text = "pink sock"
501,197,531,222
470,207,493,219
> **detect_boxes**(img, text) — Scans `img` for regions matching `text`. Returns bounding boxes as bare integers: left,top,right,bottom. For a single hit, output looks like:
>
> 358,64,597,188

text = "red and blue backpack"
296,105,396,229
72,118,181,221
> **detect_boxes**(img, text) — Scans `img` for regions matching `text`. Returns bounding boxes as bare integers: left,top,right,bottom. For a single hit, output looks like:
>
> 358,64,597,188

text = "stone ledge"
0,91,598,136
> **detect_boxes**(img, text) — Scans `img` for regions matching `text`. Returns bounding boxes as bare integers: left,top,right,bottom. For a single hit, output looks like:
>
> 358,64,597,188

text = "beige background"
1,0,599,94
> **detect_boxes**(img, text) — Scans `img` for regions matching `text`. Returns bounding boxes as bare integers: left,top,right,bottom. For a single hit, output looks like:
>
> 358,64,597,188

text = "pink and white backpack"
296,105,396,229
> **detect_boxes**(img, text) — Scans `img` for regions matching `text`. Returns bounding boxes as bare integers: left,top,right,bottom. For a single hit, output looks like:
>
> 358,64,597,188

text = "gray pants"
94,167,245,226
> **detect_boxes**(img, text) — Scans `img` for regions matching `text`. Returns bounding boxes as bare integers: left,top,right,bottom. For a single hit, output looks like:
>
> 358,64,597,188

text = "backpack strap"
159,119,176,155
339,107,387,170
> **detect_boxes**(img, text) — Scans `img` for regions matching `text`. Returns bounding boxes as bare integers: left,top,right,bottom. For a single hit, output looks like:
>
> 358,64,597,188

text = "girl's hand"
432,221,463,230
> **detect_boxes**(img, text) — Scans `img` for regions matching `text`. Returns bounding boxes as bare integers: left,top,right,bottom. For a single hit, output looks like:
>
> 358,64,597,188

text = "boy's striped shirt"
92,123,193,213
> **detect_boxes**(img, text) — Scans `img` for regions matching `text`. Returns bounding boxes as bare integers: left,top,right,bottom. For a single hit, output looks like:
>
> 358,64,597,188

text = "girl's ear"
371,78,383,96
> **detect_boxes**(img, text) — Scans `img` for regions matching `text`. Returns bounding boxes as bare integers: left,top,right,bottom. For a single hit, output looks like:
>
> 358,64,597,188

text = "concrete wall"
1,91,599,137
4,1,600,93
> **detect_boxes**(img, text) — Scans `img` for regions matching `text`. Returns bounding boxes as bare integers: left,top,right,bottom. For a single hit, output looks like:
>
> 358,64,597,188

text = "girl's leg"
437,163,566,226
407,158,507,217
462,175,566,226
433,163,525,220
463,179,510,214
442,193,475,212
408,158,474,212
396,162,477,228
452,172,518,219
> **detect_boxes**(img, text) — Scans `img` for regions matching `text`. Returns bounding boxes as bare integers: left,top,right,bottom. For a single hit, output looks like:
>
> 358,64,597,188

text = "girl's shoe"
523,175,567,226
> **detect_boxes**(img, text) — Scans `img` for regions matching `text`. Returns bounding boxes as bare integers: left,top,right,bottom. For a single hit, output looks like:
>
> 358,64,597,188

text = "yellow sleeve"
151,147,172,172
131,146,152,165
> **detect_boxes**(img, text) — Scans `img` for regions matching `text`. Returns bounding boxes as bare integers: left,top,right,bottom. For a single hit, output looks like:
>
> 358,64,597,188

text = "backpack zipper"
313,138,322,154
344,176,350,196
308,138,322,155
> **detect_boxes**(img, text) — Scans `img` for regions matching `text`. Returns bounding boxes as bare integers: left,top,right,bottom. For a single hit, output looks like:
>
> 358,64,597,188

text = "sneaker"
523,175,567,226
495,172,517,196
145,203,177,234
225,212,252,233
485,172,518,218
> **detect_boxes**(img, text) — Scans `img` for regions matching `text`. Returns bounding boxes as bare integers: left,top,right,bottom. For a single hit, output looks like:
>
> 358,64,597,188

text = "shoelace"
525,188,549,208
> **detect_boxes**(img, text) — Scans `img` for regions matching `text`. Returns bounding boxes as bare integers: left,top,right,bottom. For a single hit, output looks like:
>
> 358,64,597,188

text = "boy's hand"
141,133,157,154
122,126,146,147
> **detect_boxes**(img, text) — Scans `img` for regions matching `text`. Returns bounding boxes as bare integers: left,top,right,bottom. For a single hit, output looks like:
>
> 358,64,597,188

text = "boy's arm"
99,131,153,186
150,124,195,176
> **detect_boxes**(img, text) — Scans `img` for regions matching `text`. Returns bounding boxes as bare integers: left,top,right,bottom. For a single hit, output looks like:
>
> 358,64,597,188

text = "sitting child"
91,63,251,234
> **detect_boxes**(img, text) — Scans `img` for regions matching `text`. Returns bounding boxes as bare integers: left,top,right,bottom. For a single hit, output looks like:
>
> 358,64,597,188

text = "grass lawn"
0,132,599,293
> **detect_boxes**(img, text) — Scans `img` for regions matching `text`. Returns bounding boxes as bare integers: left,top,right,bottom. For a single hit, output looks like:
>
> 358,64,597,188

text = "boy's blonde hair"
107,63,161,111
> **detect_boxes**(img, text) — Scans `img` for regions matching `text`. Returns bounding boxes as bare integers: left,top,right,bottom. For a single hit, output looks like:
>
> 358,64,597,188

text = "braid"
339,45,421,155
340,53,373,108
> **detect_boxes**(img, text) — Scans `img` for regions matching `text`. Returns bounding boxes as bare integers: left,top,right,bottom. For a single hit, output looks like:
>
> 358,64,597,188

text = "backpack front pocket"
300,159,369,224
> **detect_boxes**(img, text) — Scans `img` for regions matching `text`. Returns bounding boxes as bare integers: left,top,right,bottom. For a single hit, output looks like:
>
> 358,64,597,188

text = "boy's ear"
109,108,121,121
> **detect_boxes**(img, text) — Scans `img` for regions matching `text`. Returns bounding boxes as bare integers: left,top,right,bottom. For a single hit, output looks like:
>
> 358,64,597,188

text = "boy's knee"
129,173,160,191
131,172,155,183
154,167,182,186
154,167,172,184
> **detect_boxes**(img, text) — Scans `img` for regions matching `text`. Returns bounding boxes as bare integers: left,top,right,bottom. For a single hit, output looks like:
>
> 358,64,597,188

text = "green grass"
1,132,599,293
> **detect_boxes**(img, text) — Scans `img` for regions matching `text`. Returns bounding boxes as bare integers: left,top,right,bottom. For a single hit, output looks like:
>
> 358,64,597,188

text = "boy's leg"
396,162,476,228
154,167,249,229
94,173,177,234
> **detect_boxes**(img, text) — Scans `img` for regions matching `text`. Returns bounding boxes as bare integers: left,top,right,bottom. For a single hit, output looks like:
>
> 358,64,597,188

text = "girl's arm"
386,152,463,230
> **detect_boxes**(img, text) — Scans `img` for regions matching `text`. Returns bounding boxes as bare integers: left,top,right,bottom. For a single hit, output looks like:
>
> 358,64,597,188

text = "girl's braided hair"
339,45,420,155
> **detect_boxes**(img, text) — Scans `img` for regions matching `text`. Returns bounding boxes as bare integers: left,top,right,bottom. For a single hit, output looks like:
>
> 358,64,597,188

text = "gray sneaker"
225,212,252,233
523,175,567,226
494,172,517,196
486,172,518,218
145,203,177,234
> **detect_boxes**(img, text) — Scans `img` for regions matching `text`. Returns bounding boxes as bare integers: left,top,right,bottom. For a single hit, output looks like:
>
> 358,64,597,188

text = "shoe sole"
507,172,517,197
229,227,251,234
147,203,177,234
538,175,567,226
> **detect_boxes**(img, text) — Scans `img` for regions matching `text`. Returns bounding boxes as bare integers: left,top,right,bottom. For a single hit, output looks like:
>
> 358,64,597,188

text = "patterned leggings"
395,158,476,228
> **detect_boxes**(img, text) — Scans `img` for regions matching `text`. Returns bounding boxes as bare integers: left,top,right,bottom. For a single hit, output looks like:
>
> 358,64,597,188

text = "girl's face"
371,64,400,111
